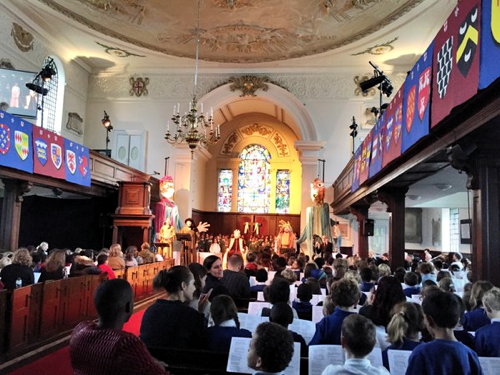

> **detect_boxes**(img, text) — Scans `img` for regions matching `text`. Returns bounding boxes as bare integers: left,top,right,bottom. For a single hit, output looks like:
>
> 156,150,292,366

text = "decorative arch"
199,82,317,141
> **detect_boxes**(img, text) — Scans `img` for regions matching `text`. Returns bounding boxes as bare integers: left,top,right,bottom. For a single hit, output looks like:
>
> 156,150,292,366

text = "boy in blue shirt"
406,290,483,375
475,287,500,357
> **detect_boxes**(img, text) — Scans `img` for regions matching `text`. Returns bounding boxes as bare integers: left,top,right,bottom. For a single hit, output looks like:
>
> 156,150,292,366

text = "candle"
210,107,214,117
167,120,170,132
201,102,204,113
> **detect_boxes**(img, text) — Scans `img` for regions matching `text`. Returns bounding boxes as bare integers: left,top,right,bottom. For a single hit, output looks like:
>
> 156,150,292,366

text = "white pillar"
294,141,326,231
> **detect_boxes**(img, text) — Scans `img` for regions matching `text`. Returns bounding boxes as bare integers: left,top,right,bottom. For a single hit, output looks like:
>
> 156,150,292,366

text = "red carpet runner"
6,309,146,375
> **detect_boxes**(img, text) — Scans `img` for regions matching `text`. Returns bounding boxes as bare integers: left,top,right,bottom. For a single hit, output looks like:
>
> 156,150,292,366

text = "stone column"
0,179,32,251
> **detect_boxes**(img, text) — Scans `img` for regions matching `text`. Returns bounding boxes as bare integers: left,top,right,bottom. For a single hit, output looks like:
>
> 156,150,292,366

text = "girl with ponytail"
140,266,208,349
382,302,424,371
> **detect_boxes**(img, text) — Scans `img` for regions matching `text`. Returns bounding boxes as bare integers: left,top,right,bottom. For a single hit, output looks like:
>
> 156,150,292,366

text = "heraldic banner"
33,126,66,180
64,139,91,187
351,146,362,193
368,113,385,179
402,42,434,153
431,0,481,128
479,0,500,89
0,110,33,173
358,131,372,186
382,84,405,168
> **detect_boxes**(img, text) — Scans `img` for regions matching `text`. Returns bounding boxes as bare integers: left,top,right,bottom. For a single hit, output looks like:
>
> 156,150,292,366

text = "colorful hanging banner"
402,42,434,152
431,0,481,127
368,114,385,178
0,110,34,173
351,146,362,192
33,126,66,180
382,84,404,168
64,139,91,186
358,131,372,185
479,0,500,89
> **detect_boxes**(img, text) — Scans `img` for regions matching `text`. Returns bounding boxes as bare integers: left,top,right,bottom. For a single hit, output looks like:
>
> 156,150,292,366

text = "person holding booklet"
405,291,483,375
321,314,390,375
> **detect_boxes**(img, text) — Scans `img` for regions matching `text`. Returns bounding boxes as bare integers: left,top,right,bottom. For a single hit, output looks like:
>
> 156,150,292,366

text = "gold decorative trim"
229,76,270,97
241,123,273,136
129,77,149,97
272,132,289,157
351,36,399,56
11,23,34,52
221,132,241,154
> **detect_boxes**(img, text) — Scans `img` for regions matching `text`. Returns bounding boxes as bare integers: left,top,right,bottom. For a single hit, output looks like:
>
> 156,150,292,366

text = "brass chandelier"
165,0,220,157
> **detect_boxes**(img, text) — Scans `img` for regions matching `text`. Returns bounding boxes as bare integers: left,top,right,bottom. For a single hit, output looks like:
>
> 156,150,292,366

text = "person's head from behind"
255,268,268,283
247,322,294,373
422,290,461,334
331,278,360,309
153,266,195,302
483,287,500,319
281,269,297,285
97,253,108,266
438,277,455,293
360,267,374,283
45,248,66,272
270,302,293,328
268,277,290,304
297,283,313,303
246,252,256,263
404,272,419,287
125,246,137,260
203,255,223,279
394,267,406,283
210,294,239,326
12,248,32,267
341,314,376,359
387,302,424,346
304,262,318,278
378,263,391,278
470,280,494,310
94,279,133,326
228,254,243,271
109,243,122,257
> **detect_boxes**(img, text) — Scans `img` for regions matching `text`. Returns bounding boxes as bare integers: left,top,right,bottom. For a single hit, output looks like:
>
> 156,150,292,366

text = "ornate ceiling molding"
228,75,270,97
37,0,424,63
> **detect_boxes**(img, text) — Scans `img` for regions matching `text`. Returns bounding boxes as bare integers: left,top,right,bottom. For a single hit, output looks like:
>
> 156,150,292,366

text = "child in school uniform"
474,287,500,357
382,302,423,370
462,280,493,331
405,291,483,375
321,314,390,375
403,272,421,298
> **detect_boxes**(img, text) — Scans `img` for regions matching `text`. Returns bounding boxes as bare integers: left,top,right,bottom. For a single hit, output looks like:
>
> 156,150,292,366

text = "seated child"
250,268,268,292
406,291,483,375
462,280,493,331
270,302,308,357
244,252,258,277
97,254,116,280
475,287,500,357
403,272,420,298
382,302,423,370
322,314,390,375
310,278,360,345
207,295,251,352
360,267,375,292
293,283,313,320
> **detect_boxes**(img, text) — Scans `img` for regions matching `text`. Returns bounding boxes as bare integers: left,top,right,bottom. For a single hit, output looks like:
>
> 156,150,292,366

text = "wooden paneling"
9,286,32,351
0,290,8,355
40,280,61,339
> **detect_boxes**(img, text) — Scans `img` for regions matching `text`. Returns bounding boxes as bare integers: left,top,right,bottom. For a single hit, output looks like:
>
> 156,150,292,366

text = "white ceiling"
2,0,457,72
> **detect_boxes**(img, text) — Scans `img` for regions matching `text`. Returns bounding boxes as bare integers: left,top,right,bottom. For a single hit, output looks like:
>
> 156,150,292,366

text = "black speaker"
364,219,374,236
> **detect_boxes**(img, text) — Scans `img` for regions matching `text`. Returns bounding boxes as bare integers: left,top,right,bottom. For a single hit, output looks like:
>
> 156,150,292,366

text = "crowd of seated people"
0,241,167,290
67,239,500,374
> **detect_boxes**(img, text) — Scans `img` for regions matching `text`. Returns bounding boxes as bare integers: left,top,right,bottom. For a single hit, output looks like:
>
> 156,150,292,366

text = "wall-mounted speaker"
364,219,374,236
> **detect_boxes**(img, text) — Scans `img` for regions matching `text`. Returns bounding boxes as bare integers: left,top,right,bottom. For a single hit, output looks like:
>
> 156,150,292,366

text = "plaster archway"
199,82,317,142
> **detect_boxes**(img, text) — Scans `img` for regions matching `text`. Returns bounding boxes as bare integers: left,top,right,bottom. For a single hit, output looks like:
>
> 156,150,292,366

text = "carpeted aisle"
6,309,146,375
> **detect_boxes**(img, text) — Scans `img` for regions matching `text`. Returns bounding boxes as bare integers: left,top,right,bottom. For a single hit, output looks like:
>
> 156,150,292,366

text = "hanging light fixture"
165,0,220,157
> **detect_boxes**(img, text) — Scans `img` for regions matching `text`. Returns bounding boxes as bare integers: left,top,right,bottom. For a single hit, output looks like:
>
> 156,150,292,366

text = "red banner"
382,84,404,167
32,127,66,180
431,0,481,127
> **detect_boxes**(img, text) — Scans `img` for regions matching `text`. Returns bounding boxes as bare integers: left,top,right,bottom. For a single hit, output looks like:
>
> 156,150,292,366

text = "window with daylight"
237,144,271,213
275,170,290,213
217,169,233,212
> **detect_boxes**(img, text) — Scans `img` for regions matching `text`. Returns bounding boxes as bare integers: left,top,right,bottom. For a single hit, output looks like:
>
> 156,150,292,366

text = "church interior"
0,0,499,374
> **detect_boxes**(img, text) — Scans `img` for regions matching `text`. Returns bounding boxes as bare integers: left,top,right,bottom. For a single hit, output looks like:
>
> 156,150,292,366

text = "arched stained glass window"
275,170,290,213
238,144,271,213
217,169,233,212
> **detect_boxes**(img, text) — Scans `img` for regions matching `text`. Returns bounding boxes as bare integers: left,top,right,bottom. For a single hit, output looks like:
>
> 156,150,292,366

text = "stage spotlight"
359,75,386,92
26,82,48,96
101,111,112,130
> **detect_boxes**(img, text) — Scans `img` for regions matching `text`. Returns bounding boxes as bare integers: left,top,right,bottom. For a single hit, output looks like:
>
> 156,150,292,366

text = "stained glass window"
276,170,290,213
238,144,271,213
217,169,233,212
